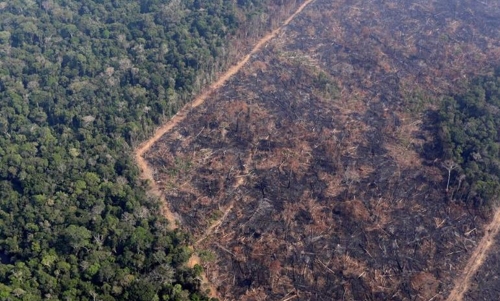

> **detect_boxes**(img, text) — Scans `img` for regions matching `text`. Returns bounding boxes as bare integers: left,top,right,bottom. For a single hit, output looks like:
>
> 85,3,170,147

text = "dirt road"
445,208,500,301
134,0,316,297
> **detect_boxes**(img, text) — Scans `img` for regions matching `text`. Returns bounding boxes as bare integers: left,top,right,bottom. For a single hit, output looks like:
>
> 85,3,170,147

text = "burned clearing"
144,0,500,300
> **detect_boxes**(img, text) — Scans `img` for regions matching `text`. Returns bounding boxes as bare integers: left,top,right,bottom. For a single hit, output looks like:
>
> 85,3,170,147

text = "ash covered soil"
145,0,500,300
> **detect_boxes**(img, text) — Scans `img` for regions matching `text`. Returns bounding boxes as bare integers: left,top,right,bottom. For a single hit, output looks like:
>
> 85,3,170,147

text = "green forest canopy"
438,69,500,208
0,0,288,300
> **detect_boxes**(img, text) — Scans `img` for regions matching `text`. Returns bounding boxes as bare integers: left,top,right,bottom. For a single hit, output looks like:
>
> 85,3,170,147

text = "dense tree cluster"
438,69,500,207
0,0,294,299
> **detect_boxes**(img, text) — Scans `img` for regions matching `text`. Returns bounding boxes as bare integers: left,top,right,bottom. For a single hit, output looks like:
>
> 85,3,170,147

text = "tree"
64,225,92,252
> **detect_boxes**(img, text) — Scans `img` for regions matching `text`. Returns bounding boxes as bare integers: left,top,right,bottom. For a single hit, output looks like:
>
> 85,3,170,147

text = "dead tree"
442,160,458,192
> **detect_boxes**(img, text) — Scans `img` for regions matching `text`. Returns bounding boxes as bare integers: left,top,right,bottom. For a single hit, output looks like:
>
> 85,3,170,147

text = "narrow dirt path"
195,203,235,246
445,207,500,301
194,150,254,246
134,0,316,297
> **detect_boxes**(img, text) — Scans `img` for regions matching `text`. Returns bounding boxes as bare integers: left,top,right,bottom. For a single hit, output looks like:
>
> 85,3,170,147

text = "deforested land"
142,0,500,300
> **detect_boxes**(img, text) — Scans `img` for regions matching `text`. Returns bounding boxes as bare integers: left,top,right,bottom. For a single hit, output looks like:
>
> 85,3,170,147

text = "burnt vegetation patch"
145,0,500,300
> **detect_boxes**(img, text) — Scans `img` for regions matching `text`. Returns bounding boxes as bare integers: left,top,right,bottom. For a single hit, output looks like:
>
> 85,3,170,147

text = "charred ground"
144,0,500,300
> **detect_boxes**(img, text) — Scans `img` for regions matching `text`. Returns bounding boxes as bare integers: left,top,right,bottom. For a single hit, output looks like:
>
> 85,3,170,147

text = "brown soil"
446,208,500,301
463,218,500,300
